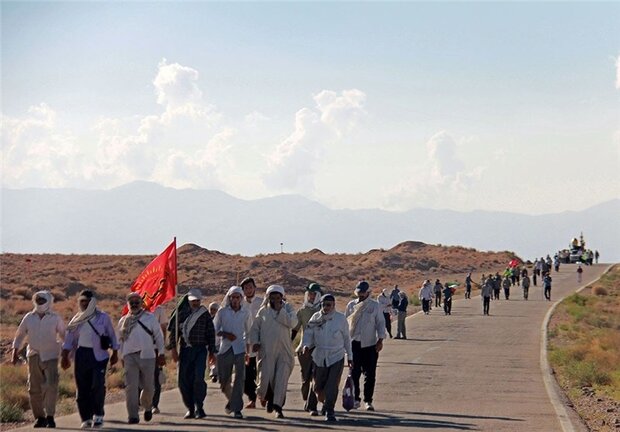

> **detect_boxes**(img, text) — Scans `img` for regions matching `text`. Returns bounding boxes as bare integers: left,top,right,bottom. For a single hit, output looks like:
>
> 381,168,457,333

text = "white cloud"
2,60,234,190
153,59,203,108
263,89,367,194
385,131,484,210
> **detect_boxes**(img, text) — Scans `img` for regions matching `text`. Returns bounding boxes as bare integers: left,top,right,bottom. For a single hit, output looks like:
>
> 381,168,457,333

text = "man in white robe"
249,285,298,419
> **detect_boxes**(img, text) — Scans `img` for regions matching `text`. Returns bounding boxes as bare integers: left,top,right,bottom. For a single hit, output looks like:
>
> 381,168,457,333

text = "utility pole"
280,242,284,253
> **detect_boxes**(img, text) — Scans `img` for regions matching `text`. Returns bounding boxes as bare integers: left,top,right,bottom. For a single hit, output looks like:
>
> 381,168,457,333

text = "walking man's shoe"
33,417,47,428
245,400,256,409
195,408,207,419
144,410,152,422
127,418,139,424
46,416,56,428
233,412,243,419
365,402,375,411
184,410,195,419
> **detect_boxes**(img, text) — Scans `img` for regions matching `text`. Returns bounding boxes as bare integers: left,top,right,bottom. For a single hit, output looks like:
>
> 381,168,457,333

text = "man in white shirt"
419,280,433,315
118,292,165,424
240,277,263,408
12,291,66,429
345,281,386,412
213,286,251,419
302,294,352,422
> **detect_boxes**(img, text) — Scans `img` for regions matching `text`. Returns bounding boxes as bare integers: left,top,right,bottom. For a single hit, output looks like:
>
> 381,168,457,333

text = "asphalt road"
12,263,609,431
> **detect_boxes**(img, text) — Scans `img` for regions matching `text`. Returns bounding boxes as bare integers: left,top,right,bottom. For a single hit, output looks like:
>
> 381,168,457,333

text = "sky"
2,1,619,215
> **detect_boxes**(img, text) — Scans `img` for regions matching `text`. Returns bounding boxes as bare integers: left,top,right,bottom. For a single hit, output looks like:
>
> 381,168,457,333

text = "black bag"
87,320,112,350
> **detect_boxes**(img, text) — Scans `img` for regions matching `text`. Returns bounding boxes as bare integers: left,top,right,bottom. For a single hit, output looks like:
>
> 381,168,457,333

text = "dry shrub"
106,367,125,390
592,286,608,296
0,364,30,411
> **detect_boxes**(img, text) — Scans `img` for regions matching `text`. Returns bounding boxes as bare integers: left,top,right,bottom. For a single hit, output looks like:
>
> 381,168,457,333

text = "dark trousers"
178,346,207,412
443,298,452,315
313,359,345,415
523,287,529,299
422,299,431,313
434,292,441,307
74,347,108,422
483,296,491,315
493,289,500,300
351,341,378,404
298,351,318,411
152,364,162,408
383,313,392,337
504,288,510,300
244,356,257,402
465,287,471,299
544,287,551,301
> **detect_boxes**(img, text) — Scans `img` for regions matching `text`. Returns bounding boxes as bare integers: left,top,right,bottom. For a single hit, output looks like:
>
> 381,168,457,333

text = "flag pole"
174,237,180,353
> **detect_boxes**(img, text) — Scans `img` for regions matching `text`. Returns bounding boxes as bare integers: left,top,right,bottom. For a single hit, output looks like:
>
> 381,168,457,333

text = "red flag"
122,239,177,315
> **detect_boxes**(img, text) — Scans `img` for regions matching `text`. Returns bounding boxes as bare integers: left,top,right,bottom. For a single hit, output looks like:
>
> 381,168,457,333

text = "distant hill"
2,181,619,261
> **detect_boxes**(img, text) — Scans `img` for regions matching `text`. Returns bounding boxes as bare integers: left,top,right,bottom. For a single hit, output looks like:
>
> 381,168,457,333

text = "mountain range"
2,181,618,261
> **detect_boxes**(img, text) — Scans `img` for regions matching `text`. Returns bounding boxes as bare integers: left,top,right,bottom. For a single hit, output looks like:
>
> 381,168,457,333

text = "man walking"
481,277,493,316
464,273,472,299
543,273,553,301
345,281,386,411
302,294,353,422
502,275,511,300
61,290,119,429
250,285,298,418
377,289,393,338
492,274,501,300
12,291,66,428
118,293,165,424
291,283,323,413
240,277,262,409
433,280,443,308
213,286,251,419
395,291,408,339
419,280,433,315
521,273,531,300
442,284,453,315
168,288,216,420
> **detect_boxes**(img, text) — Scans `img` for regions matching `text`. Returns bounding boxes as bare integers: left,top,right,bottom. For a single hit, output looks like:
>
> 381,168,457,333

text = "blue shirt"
62,310,119,361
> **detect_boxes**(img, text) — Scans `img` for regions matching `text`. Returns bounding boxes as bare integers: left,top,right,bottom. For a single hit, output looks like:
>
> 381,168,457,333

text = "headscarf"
67,294,97,331
303,290,322,308
261,284,285,307
221,286,244,309
119,293,145,341
32,290,53,314
308,294,336,329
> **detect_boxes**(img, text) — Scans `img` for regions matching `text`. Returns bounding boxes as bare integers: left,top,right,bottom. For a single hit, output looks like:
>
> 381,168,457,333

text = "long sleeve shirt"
168,307,216,353
117,312,165,359
243,295,263,358
419,284,434,300
377,294,392,314
345,298,386,349
62,310,119,361
303,311,352,368
213,306,251,355
13,311,66,361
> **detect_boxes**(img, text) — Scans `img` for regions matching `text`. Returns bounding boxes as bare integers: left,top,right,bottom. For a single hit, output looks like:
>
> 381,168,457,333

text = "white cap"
187,288,203,301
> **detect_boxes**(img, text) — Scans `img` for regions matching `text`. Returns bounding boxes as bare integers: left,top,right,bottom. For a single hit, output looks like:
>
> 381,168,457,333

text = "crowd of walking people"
10,256,589,429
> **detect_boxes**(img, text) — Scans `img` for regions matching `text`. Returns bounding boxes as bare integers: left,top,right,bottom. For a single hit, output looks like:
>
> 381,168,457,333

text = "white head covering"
303,290,322,308
33,290,53,314
266,285,285,296
262,285,285,307
221,285,244,309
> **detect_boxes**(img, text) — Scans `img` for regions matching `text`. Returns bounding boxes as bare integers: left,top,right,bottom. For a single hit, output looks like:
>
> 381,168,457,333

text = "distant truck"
559,233,593,264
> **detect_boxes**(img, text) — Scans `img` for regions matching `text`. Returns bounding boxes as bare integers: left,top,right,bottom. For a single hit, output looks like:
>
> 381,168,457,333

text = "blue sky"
2,1,619,214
